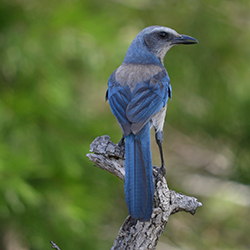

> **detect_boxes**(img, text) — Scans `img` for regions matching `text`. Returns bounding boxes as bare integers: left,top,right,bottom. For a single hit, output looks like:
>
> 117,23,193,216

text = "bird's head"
124,26,198,65
143,26,198,64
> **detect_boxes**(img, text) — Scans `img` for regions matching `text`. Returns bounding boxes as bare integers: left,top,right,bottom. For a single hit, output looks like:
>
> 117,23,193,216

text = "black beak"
172,34,198,45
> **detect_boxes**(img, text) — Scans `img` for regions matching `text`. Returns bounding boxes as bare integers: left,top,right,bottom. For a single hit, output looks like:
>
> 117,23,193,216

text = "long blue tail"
124,123,154,221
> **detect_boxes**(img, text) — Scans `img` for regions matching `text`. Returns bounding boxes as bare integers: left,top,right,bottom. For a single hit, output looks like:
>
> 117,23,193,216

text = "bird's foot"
156,164,166,177
117,136,125,147
153,164,166,184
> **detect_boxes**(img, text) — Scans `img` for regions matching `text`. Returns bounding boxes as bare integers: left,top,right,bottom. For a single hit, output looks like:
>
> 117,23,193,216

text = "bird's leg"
155,130,166,176
118,135,125,146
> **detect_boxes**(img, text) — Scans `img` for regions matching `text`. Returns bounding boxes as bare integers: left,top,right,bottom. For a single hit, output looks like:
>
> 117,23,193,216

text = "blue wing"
106,69,171,136
106,71,132,135
127,72,170,134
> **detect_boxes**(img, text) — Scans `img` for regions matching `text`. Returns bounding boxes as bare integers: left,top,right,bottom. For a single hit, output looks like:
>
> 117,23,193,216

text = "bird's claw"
157,164,166,177
118,137,125,147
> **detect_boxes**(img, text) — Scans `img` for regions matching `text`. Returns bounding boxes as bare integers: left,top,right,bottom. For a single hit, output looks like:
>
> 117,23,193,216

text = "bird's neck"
123,40,162,66
157,46,173,65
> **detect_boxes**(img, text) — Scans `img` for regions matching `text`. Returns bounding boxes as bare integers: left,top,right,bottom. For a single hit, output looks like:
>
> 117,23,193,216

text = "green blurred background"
0,0,250,249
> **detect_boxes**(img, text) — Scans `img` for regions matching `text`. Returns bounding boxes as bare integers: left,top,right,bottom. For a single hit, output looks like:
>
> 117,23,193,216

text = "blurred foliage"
0,0,250,249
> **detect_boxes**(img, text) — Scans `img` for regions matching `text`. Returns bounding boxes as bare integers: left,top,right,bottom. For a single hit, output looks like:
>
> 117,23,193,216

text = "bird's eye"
158,32,169,39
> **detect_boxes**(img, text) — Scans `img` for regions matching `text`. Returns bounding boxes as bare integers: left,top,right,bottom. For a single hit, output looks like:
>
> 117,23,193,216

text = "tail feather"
124,123,154,221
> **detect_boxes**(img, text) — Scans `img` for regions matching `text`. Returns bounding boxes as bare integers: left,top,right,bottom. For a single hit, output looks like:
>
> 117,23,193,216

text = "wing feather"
107,67,172,135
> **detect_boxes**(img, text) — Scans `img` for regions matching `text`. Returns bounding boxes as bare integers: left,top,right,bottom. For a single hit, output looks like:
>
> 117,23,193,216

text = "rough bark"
86,135,202,250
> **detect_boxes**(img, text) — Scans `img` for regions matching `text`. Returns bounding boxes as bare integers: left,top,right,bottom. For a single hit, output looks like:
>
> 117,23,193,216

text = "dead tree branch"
87,135,202,250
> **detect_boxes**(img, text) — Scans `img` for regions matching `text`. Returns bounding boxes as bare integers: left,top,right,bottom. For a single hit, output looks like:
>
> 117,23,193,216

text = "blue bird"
106,26,198,221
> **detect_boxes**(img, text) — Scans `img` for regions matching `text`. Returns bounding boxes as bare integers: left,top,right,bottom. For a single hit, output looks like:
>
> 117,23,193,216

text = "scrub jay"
106,26,198,221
